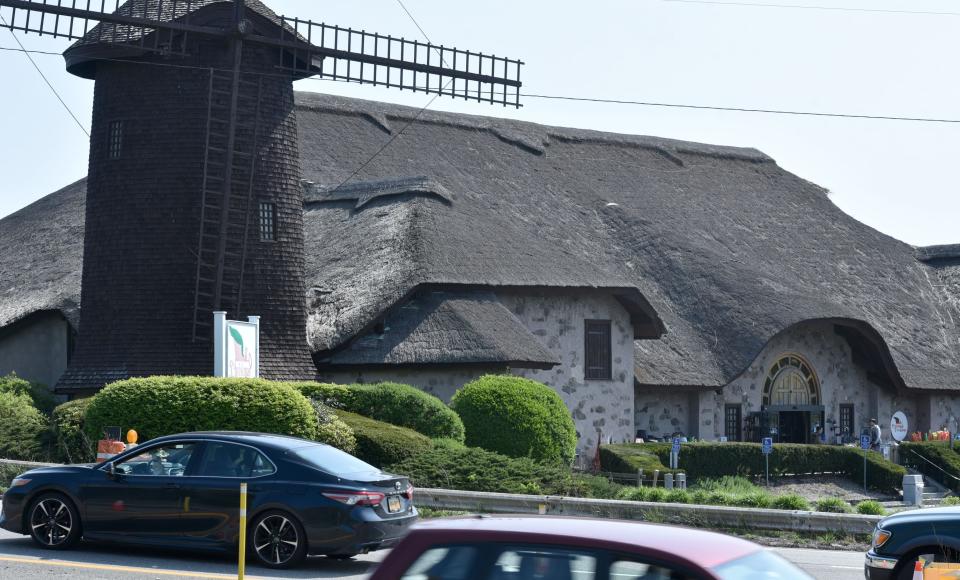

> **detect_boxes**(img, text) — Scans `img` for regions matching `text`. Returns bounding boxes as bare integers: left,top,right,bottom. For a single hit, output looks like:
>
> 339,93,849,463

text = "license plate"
387,496,402,513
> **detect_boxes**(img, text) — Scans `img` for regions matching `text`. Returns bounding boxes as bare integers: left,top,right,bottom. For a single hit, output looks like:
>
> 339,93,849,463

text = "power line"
3,44,960,124
0,19,89,137
659,0,960,17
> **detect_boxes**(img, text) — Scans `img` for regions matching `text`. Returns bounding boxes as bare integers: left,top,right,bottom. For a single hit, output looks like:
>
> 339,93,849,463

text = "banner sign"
213,312,260,378
890,411,909,442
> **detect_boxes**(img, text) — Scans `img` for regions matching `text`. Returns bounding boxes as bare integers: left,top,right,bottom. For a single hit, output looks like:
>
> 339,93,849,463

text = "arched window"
762,354,820,406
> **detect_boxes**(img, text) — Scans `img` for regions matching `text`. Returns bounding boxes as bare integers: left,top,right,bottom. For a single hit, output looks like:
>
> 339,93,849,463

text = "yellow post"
238,482,247,580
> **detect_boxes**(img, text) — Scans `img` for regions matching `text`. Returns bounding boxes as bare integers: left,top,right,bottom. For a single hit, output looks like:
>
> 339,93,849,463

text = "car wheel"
249,510,307,569
895,547,960,580
27,493,82,550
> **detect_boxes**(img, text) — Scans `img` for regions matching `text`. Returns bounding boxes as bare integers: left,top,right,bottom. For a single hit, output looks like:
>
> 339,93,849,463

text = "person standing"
869,418,882,451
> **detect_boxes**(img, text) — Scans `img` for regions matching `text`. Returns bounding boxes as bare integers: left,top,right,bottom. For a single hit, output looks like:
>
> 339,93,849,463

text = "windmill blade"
257,16,523,108
0,0,226,51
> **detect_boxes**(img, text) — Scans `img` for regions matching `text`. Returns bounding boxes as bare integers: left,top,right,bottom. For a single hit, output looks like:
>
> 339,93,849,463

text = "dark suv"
865,507,960,580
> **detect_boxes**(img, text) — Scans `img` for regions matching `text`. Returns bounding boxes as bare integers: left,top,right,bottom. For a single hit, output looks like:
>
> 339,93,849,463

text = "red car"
370,516,810,579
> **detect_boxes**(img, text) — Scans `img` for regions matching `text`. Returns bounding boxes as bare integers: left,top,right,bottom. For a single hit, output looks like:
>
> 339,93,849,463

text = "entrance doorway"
779,411,808,444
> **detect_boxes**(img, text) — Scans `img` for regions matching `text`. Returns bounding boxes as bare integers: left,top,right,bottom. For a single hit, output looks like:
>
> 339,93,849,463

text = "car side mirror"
108,462,120,479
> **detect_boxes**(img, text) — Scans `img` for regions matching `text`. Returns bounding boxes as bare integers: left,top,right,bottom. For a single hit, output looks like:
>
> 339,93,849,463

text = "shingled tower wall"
57,7,315,392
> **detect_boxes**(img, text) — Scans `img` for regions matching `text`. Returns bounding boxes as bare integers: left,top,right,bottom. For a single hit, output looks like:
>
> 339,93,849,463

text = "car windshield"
289,443,380,475
713,550,812,580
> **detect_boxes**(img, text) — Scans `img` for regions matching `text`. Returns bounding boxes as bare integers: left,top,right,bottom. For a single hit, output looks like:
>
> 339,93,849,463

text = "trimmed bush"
84,377,318,442
771,494,810,511
337,411,433,469
603,442,906,493
451,375,577,464
0,372,55,415
309,400,356,454
855,500,886,515
387,443,592,496
0,391,48,460
816,497,853,513
298,382,464,442
899,442,960,492
51,397,95,463
600,443,673,475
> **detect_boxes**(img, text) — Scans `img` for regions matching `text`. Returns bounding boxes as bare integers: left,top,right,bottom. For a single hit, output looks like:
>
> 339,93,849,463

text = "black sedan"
865,506,960,580
0,431,418,568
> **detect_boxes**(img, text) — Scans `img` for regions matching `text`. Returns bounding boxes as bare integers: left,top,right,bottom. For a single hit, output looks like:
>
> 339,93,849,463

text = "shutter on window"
585,320,611,380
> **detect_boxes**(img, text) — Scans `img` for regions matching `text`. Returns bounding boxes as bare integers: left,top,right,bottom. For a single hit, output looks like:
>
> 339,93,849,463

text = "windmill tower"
1,0,522,393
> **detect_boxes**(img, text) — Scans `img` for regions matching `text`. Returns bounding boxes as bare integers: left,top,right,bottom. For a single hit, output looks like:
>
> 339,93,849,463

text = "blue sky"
1,0,958,246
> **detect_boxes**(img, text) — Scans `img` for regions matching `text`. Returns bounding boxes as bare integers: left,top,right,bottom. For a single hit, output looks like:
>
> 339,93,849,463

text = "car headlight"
873,528,892,550
10,478,31,488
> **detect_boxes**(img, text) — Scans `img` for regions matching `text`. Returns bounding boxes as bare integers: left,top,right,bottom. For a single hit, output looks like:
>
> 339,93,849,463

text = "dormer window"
108,121,123,160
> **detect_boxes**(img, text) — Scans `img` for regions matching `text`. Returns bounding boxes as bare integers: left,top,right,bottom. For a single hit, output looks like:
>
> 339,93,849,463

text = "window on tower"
584,319,612,380
108,121,123,160
259,202,277,241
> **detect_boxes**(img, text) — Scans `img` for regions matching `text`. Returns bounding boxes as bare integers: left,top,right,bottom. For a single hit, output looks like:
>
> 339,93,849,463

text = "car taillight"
322,491,385,506
403,485,414,500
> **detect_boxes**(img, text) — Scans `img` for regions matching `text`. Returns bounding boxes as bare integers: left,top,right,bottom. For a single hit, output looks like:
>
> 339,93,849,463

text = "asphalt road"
0,527,865,579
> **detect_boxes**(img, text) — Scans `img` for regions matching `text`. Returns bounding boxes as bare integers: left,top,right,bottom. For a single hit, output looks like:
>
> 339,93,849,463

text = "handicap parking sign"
761,437,773,455
672,437,681,454
861,434,871,450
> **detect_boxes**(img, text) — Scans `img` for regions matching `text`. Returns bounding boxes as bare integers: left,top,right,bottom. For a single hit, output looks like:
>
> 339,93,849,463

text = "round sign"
891,411,909,442
126,429,138,444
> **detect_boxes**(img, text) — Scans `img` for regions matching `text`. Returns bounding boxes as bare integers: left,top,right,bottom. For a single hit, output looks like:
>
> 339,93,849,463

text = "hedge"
0,391,48,460
600,443,673,475
51,397,95,463
298,382,464,442
84,377,318,442
337,410,433,469
309,399,356,454
602,442,906,493
451,375,577,464
387,443,594,496
899,442,960,492
0,372,55,415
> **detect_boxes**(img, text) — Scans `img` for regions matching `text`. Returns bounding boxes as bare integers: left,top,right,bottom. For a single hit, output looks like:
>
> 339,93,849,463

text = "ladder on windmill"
192,70,264,341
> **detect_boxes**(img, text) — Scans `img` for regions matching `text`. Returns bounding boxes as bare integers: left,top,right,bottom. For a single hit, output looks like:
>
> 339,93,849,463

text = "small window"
839,404,855,437
108,121,123,160
196,442,275,478
401,546,479,580
725,404,742,442
584,320,612,380
259,201,276,241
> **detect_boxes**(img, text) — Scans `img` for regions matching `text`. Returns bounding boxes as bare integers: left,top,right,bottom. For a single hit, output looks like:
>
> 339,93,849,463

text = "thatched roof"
0,179,85,331
317,291,559,368
1,91,958,390
296,92,960,391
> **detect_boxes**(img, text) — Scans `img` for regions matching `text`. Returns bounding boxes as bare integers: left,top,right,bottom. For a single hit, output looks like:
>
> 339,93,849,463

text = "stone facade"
634,389,698,440
0,312,72,388
500,290,635,454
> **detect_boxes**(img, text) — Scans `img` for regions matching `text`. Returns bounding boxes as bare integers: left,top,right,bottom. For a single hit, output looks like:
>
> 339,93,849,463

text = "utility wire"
660,0,960,17
3,44,960,124
0,18,89,137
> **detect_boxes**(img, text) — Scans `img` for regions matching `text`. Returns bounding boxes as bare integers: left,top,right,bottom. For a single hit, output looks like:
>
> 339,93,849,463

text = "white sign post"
890,411,909,442
761,437,773,487
214,312,260,378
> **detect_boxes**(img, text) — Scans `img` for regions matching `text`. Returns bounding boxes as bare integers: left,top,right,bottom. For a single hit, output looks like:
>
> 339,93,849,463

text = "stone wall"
0,312,70,389
316,366,506,402
634,389,696,439
500,290,635,454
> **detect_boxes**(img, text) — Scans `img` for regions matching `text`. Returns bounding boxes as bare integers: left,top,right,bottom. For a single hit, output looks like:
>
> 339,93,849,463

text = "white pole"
247,315,260,378
213,311,227,377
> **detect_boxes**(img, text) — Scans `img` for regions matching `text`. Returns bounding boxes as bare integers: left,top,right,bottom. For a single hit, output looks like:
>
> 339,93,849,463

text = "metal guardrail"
416,487,883,534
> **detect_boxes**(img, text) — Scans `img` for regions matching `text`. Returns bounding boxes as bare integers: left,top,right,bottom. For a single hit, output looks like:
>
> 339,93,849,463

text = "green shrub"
603,442,906,494
451,375,577,464
644,487,669,502
900,442,960,492
0,391,48,460
816,497,853,513
309,399,356,454
0,372,55,415
600,443,673,475
50,398,95,463
940,496,960,507
665,489,691,503
694,476,757,495
337,411,433,469
387,443,590,496
0,463,26,493
731,491,773,508
84,377,318,443
855,500,886,515
771,494,810,511
297,382,465,442
572,474,624,499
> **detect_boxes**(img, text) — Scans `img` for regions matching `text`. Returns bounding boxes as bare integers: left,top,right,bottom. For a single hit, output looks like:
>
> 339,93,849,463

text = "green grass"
815,497,853,513
940,496,960,506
